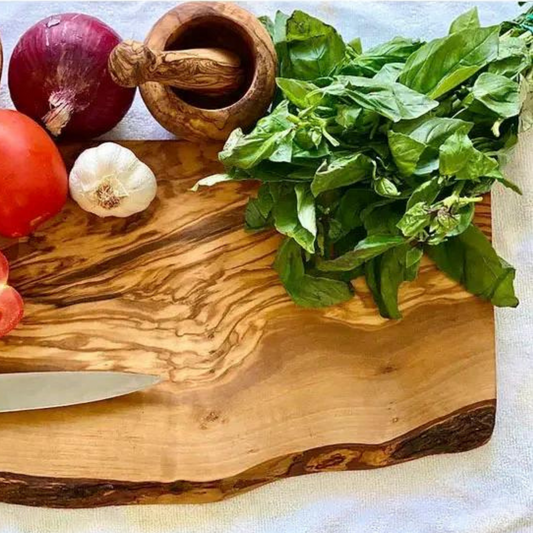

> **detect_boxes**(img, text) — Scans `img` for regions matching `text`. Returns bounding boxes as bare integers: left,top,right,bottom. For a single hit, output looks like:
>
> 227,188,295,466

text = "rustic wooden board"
0,141,495,508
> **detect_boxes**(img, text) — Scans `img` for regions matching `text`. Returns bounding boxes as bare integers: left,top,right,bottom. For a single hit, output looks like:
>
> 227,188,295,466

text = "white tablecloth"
1,2,532,532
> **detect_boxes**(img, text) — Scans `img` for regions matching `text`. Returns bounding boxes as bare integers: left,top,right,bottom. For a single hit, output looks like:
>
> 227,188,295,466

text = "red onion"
8,13,135,139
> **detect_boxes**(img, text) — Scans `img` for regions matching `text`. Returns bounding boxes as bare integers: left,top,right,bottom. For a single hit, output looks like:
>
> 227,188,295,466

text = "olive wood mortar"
108,2,277,142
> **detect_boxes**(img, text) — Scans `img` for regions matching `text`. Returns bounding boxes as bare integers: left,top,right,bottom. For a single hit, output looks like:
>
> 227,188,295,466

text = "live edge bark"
0,400,495,508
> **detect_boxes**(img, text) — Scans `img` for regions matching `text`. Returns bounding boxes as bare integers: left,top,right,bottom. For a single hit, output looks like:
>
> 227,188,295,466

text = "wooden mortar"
109,2,277,142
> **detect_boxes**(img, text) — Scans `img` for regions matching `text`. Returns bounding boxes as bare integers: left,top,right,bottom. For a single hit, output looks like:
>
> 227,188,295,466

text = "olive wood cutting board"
0,141,495,508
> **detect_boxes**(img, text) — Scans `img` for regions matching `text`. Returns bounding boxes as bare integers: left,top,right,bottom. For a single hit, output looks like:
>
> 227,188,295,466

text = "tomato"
0,251,23,337
0,286,23,337
0,110,68,238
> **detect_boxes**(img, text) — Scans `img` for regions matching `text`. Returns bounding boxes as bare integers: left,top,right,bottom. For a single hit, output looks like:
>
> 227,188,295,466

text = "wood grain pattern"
136,2,277,141
109,40,244,94
0,141,495,508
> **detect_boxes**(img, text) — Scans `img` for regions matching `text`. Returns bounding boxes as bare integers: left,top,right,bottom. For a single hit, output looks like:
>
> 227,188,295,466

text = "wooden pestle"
117,2,277,141
109,40,245,94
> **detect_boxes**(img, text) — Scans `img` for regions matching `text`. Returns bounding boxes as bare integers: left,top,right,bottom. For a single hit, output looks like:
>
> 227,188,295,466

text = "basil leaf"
374,177,400,197
373,62,404,83
274,239,353,307
265,11,292,78
295,183,317,237
364,244,415,319
400,25,499,99
335,196,375,237
394,117,473,175
271,184,315,253
311,152,375,196
406,177,443,210
244,161,316,182
388,131,426,176
288,271,355,307
349,37,363,55
493,174,523,195
337,36,422,77
519,77,533,133
259,15,274,36
220,103,296,169
449,7,480,34
326,217,349,243
395,117,473,146
449,204,476,237
245,184,274,231
427,224,519,307
469,72,521,118
439,132,501,180
285,11,346,80
219,129,292,169
276,78,322,108
324,75,438,122
405,247,424,279
362,201,404,235
397,202,431,237
317,234,405,272
488,37,531,78
293,139,331,161
427,204,475,244
336,188,379,230
335,106,380,133
274,237,305,280
191,173,234,191
439,131,475,175
455,150,499,181
269,134,295,163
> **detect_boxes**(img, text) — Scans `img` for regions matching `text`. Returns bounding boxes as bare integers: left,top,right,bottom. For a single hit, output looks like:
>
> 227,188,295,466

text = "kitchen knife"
0,371,160,413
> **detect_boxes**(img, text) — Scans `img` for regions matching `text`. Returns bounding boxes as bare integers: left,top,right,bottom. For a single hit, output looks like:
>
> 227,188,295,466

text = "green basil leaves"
194,7,531,317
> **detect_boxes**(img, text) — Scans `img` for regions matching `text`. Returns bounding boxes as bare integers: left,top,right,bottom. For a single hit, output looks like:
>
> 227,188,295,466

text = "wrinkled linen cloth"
1,2,532,532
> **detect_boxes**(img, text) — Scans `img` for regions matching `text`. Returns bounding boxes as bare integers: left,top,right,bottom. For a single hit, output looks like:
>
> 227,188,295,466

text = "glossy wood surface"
0,141,495,507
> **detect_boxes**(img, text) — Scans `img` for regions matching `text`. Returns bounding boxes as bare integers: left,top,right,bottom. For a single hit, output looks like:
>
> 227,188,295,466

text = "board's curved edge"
0,399,495,508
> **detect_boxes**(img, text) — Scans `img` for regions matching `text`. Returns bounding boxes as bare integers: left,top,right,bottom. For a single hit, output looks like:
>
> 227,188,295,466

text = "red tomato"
0,251,23,337
0,286,23,337
0,110,68,238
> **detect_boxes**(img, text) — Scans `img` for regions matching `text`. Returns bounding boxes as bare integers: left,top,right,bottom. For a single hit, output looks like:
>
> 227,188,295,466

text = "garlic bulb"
69,142,157,218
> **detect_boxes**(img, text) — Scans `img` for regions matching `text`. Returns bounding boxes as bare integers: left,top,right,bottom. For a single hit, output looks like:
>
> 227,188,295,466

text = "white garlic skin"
69,142,157,218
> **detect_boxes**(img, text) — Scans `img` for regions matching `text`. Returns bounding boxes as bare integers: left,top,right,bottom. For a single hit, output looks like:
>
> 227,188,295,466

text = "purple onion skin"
8,13,136,140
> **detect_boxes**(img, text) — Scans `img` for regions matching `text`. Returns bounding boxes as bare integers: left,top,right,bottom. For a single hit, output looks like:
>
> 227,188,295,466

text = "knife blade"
0,371,160,413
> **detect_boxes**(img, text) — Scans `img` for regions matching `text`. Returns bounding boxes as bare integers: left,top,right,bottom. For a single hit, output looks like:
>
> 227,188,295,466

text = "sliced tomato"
0,285,24,337
0,251,8,286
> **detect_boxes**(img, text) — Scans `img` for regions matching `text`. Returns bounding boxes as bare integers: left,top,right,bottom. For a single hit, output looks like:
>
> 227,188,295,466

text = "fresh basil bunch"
196,7,532,318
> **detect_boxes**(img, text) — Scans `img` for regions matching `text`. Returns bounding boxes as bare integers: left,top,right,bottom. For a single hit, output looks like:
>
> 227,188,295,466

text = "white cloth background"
0,2,532,532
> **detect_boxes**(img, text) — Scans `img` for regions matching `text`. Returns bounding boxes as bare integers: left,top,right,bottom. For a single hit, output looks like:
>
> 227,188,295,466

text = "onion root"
42,91,76,137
